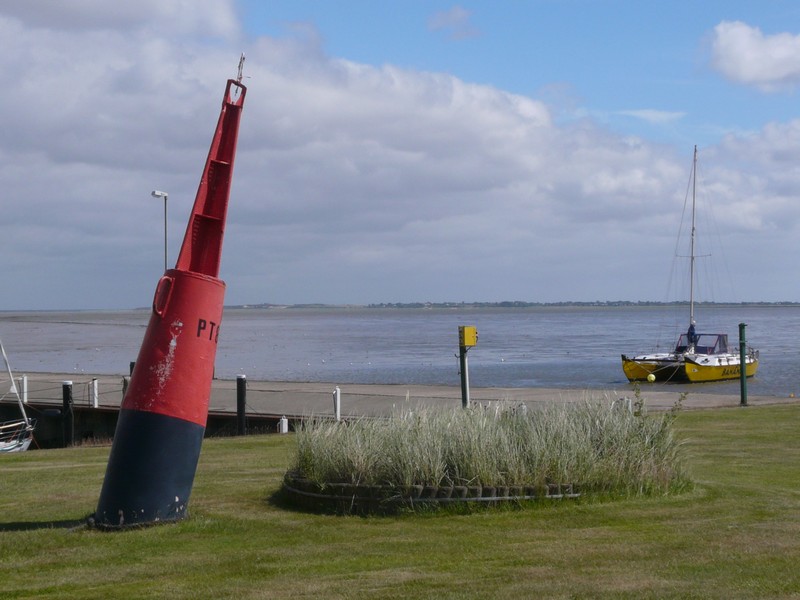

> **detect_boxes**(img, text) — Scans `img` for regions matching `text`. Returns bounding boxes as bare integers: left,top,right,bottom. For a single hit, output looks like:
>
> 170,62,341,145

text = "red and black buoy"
94,67,246,528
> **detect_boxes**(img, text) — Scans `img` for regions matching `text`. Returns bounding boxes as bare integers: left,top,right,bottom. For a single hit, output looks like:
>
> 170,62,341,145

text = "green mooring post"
739,322,748,407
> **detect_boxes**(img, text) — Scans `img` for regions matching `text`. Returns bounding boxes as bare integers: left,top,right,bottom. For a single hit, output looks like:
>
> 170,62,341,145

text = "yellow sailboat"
621,146,759,383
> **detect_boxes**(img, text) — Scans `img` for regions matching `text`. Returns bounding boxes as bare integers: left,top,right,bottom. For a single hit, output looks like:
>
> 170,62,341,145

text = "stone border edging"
281,471,580,513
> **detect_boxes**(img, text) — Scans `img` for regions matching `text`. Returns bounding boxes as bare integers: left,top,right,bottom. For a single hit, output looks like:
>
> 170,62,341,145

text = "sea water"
0,305,797,397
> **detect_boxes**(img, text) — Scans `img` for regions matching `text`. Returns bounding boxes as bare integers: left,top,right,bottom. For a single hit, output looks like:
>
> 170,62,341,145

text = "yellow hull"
684,357,759,383
621,354,684,383
623,350,759,384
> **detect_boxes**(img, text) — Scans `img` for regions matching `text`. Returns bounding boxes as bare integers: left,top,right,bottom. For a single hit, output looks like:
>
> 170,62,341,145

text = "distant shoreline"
228,301,800,310
4,301,800,314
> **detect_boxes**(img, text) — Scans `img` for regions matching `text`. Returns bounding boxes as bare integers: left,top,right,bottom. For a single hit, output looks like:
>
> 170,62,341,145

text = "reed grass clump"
289,398,690,503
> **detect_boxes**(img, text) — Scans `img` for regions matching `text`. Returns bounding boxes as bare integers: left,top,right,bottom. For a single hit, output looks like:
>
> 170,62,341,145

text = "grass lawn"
1,403,798,599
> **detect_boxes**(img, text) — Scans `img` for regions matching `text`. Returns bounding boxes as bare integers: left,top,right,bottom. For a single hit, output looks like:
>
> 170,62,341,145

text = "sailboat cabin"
675,333,729,355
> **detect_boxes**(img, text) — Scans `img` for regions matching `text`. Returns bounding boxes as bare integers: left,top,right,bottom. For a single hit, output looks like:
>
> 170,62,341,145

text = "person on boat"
687,320,698,349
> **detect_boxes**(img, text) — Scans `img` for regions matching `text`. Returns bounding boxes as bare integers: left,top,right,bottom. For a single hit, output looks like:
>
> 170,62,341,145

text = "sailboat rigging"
621,146,759,383
0,338,35,453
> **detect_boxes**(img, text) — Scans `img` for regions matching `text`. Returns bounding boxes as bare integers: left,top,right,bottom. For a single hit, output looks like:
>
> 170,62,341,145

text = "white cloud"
427,5,480,40
617,109,686,124
0,0,239,37
711,21,800,91
1,3,799,309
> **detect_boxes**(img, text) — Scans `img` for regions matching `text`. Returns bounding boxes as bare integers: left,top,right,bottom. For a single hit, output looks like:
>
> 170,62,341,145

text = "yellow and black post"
458,326,478,408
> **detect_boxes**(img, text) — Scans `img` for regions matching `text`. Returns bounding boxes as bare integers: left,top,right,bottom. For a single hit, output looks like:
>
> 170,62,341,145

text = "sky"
2,0,800,310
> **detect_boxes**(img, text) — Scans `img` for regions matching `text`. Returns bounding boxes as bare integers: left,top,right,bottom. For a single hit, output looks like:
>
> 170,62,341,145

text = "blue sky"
2,1,800,309
238,0,800,145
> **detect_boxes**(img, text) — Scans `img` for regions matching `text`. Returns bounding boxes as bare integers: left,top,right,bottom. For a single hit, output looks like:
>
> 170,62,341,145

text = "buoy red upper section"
175,79,246,278
123,270,224,426
123,77,246,427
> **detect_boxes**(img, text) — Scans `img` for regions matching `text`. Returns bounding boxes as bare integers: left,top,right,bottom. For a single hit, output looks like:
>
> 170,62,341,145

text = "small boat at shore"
0,338,34,453
621,146,759,383
622,329,759,383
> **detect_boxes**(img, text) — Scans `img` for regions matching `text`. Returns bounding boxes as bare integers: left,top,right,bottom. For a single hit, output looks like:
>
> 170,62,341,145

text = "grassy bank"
293,401,690,498
1,403,798,599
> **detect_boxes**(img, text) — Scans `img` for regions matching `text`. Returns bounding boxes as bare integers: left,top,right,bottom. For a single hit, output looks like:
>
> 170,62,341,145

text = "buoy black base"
94,409,205,529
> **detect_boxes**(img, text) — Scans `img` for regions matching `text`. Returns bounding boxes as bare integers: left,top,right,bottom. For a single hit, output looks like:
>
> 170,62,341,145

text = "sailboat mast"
689,145,697,326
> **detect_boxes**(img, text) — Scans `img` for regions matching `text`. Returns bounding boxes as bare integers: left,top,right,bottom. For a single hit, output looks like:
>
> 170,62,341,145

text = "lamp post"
151,190,168,272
